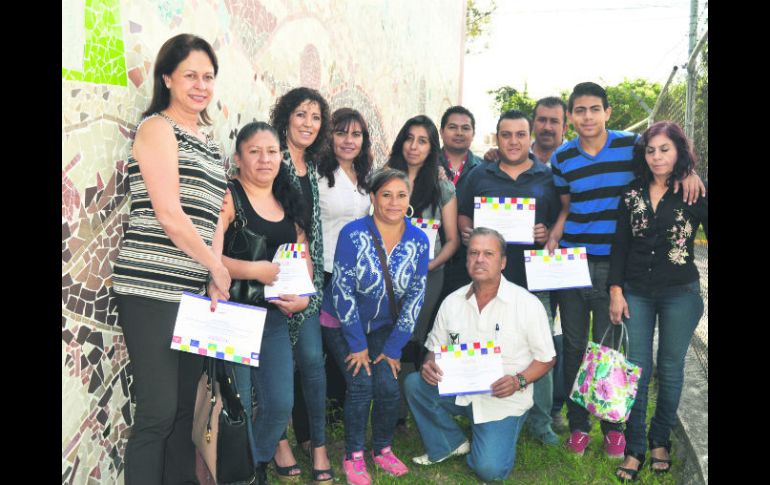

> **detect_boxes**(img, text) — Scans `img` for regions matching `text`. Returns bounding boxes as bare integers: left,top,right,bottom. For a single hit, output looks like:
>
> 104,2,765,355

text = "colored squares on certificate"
437,341,500,358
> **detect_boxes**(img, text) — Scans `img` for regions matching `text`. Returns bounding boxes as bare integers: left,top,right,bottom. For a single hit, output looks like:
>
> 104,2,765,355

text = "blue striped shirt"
550,130,639,256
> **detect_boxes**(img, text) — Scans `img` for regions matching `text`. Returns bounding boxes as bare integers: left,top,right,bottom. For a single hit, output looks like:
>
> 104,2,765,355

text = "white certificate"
474,197,535,244
171,292,267,367
264,243,317,301
524,247,593,292
435,341,504,396
410,217,441,260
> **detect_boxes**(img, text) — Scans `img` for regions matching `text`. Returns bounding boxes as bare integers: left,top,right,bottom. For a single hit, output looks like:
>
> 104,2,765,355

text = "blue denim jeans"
557,259,623,435
323,325,401,456
232,308,294,463
526,291,555,436
288,313,327,447
404,373,528,482
551,333,568,416
623,281,703,456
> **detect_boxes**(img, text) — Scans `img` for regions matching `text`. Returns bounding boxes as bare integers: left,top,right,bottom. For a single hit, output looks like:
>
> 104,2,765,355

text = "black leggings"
117,293,203,485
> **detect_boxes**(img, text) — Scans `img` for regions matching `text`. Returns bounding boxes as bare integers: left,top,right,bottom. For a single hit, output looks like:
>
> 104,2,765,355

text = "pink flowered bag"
569,323,642,423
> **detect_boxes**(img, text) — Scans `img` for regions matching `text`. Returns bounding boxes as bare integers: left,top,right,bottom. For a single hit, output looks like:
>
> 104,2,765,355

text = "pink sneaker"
342,451,371,485
371,446,409,477
604,431,626,459
565,431,591,455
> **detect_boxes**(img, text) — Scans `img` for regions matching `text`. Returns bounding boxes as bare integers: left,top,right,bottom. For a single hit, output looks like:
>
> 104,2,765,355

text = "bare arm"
458,214,474,246
490,358,555,398
545,193,571,253
134,117,230,291
429,197,460,271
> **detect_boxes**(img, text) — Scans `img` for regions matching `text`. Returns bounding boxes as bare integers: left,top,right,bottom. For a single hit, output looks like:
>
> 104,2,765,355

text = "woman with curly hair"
269,87,333,484
608,121,707,482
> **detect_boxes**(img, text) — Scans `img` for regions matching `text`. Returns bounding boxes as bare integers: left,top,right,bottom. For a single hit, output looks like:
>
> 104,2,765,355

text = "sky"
462,0,707,144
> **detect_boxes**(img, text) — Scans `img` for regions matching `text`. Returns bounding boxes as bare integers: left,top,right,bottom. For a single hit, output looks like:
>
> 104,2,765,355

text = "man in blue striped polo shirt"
545,82,704,459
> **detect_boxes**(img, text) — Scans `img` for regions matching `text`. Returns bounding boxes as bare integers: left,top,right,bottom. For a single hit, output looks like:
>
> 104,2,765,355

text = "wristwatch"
515,373,528,391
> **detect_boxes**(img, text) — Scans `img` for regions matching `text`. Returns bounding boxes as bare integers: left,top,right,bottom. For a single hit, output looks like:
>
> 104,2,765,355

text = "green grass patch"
272,378,684,484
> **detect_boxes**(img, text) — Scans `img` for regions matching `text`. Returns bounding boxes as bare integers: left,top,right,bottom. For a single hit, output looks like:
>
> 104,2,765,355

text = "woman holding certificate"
322,168,430,485
608,121,707,483
111,34,229,485
269,87,333,483
217,122,312,484
385,115,459,358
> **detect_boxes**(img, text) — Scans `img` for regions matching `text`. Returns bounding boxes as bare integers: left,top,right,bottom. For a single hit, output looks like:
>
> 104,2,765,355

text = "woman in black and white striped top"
111,34,229,485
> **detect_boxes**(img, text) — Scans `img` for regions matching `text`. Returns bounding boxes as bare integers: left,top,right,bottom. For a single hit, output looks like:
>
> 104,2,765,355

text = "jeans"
287,313,327,447
116,293,203,485
623,281,703,456
526,291,555,436
404,373,528,482
232,308,294,463
558,259,623,435
323,325,401,456
551,333,568,416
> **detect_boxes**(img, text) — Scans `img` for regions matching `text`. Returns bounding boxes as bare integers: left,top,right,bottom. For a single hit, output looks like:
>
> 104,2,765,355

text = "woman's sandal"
615,452,645,483
272,458,302,482
649,439,672,474
312,467,334,485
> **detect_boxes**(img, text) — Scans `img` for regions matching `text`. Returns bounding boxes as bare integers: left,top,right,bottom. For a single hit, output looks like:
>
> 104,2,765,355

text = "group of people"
111,33,708,485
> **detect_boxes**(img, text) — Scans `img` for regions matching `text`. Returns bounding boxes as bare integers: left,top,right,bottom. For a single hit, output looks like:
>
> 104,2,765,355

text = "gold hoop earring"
406,205,414,218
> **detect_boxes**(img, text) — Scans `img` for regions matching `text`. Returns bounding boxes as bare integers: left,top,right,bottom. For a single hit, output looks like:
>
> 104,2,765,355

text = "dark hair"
317,108,373,192
568,82,609,112
233,122,308,233
496,109,531,133
234,121,280,157
269,87,331,163
386,115,442,217
440,105,476,131
533,97,567,124
633,121,697,187
468,227,507,256
143,34,219,125
367,167,411,195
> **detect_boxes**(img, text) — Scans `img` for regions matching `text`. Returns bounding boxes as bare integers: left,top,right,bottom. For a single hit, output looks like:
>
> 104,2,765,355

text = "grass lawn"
272,377,683,484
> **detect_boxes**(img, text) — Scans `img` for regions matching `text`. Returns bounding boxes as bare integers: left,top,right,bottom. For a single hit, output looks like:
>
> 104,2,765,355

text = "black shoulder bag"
224,181,268,305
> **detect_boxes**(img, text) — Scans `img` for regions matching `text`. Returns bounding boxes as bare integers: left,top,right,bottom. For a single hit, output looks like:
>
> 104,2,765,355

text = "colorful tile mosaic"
62,1,463,483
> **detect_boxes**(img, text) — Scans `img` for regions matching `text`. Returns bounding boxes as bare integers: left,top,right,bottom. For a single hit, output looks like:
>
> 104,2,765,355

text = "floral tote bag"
569,323,642,423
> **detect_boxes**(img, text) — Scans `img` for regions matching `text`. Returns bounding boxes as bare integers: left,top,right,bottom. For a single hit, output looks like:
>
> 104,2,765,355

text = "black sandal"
312,467,334,485
311,445,334,485
649,439,672,474
272,458,301,482
615,451,645,483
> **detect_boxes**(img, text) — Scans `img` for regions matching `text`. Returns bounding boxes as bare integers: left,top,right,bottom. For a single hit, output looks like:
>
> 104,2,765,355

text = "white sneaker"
412,440,470,465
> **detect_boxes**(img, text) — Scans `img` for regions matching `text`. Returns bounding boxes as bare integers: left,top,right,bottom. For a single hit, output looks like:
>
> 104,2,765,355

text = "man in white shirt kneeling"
404,227,556,482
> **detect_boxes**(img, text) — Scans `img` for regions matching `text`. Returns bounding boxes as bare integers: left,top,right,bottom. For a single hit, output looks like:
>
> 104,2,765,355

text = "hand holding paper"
263,243,317,301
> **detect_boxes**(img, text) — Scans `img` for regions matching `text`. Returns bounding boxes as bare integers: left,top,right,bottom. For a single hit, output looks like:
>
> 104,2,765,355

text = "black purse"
224,181,268,305
192,358,255,485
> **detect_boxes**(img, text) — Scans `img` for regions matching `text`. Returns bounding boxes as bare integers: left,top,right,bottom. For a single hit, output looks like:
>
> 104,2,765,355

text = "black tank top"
224,179,297,259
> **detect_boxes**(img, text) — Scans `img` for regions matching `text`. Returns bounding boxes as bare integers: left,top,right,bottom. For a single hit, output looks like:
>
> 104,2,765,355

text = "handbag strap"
598,323,630,357
228,180,248,230
366,221,400,326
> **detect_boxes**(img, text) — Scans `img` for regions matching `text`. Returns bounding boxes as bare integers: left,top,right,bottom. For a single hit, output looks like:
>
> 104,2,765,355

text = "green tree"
465,0,497,53
604,78,661,131
488,85,536,116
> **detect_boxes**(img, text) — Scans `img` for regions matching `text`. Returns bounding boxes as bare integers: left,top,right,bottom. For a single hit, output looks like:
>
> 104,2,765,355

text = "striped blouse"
112,113,227,302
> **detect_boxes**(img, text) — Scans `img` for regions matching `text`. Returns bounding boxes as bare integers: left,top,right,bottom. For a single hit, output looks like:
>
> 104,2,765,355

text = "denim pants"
323,324,401,456
623,281,703,456
558,259,623,435
551,333,568,416
404,373,528,482
232,308,294,463
287,313,327,447
116,294,203,485
525,291,555,436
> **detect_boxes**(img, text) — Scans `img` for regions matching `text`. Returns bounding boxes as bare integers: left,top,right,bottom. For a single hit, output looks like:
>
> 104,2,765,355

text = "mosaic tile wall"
61,0,464,483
